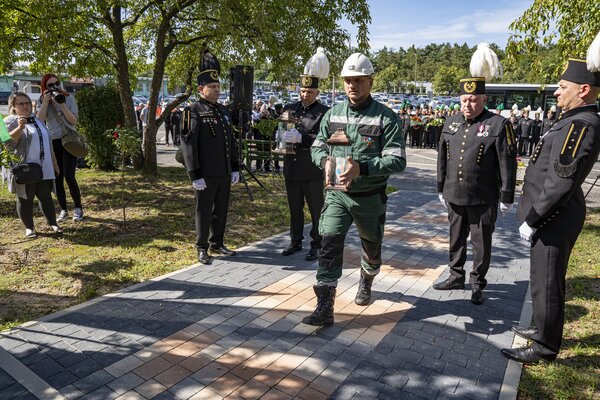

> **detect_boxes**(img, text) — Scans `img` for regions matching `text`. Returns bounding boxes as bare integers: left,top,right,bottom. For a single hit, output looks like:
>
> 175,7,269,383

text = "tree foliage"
1,0,371,175
507,0,600,81
432,66,466,95
76,85,124,171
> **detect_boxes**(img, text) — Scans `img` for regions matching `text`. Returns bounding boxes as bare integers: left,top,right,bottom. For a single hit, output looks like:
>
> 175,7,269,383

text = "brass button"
460,149,465,153
459,156,464,160
459,177,464,181
461,142,465,146
463,135,467,138
458,171,463,175
459,164,462,167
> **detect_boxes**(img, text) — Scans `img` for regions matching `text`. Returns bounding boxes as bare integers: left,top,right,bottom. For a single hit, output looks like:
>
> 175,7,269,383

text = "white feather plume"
586,31,600,72
512,103,519,111
304,47,330,79
536,107,543,114
469,43,503,82
550,105,557,112
526,105,531,111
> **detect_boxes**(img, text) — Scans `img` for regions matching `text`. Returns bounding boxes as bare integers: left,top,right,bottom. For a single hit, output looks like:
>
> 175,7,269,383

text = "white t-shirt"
24,119,55,180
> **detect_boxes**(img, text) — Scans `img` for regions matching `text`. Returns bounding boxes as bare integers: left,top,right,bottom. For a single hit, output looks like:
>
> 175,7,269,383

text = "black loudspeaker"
230,65,254,111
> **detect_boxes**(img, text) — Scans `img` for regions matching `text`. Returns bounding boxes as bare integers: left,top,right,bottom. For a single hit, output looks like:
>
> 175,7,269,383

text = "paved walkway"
0,189,531,400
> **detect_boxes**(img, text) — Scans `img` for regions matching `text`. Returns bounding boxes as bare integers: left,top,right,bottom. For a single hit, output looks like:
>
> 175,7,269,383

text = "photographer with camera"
37,73,84,223
3,92,61,238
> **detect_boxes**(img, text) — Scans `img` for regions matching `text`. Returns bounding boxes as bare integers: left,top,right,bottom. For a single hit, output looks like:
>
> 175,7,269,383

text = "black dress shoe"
210,246,236,256
432,277,465,290
305,247,319,261
501,346,556,364
471,289,484,305
198,250,212,265
511,326,538,340
282,243,302,256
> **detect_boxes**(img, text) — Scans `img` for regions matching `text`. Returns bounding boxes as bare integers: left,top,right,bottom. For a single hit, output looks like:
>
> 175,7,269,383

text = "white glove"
284,128,302,143
519,222,535,243
192,178,207,191
499,202,513,216
231,171,240,184
438,193,447,209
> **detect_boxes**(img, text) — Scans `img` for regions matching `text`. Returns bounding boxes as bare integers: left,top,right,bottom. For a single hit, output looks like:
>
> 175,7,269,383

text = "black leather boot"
302,285,336,326
355,270,375,306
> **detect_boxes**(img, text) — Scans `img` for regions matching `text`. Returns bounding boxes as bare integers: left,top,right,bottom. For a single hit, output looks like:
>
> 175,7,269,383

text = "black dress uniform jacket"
438,110,517,206
282,101,329,181
180,98,239,179
517,105,600,235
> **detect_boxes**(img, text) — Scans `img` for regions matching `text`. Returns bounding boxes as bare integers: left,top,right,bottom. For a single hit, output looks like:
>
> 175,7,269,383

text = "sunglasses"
47,81,60,88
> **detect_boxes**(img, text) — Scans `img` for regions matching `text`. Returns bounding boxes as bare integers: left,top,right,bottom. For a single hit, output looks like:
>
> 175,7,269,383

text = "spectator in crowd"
37,73,84,222
3,92,62,238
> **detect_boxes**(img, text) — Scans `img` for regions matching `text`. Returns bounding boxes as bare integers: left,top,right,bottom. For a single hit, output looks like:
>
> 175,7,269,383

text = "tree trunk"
108,6,144,170
142,20,171,176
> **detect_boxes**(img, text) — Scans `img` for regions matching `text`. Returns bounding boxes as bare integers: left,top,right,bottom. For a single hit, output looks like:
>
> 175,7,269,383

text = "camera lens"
52,91,66,104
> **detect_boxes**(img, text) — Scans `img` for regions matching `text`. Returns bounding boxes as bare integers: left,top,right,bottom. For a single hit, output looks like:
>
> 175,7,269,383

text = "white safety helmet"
340,53,374,77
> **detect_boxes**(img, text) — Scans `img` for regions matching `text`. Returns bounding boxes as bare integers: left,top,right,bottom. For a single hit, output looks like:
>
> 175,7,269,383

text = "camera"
26,116,36,124
45,89,65,104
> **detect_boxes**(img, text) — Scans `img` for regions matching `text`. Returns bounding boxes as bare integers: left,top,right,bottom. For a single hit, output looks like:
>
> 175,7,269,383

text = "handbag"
61,125,89,158
53,104,89,158
11,162,43,184
11,119,45,185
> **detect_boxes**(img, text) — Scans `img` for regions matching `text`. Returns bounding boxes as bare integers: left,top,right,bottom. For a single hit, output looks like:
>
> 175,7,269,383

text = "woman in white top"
4,92,62,238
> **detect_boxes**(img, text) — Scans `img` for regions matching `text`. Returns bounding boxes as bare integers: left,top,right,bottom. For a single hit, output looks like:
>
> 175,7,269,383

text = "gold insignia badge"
302,76,313,87
561,60,570,75
464,82,476,93
210,71,219,80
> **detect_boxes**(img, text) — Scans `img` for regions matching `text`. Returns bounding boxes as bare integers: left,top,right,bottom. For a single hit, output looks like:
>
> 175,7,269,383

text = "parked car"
0,91,11,105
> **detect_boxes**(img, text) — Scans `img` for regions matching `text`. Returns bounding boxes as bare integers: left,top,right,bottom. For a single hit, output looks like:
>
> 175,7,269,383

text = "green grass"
0,167,294,331
518,210,600,400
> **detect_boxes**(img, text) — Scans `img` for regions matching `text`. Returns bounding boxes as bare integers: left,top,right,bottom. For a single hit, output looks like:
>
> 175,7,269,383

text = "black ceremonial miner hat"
197,49,221,86
561,58,600,87
460,77,486,95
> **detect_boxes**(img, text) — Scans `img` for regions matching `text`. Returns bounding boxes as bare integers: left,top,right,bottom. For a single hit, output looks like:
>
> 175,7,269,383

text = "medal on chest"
476,124,490,137
449,122,460,133
363,136,374,147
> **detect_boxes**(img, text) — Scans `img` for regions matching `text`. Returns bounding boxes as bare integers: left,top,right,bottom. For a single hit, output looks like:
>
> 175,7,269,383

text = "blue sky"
343,0,531,50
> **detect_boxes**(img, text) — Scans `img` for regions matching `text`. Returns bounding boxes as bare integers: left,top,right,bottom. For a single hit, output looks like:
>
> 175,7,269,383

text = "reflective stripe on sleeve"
382,147,406,158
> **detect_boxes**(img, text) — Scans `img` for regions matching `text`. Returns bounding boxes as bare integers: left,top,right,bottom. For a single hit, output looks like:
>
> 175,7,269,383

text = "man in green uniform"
302,53,406,326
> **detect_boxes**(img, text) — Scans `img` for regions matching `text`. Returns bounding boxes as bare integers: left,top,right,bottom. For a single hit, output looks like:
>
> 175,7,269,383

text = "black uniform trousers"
447,202,497,289
285,178,323,248
195,175,231,251
529,229,577,356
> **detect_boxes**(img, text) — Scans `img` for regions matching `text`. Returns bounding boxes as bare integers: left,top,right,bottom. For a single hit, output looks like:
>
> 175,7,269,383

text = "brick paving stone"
78,385,119,400
107,372,146,395
133,356,173,380
168,376,205,399
274,374,310,396
205,372,245,397
73,369,115,394
154,364,193,388
191,362,229,386
134,379,167,398
189,387,223,400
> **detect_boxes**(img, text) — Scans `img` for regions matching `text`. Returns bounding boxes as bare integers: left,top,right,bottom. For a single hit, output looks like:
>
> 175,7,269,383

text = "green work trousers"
316,189,387,285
